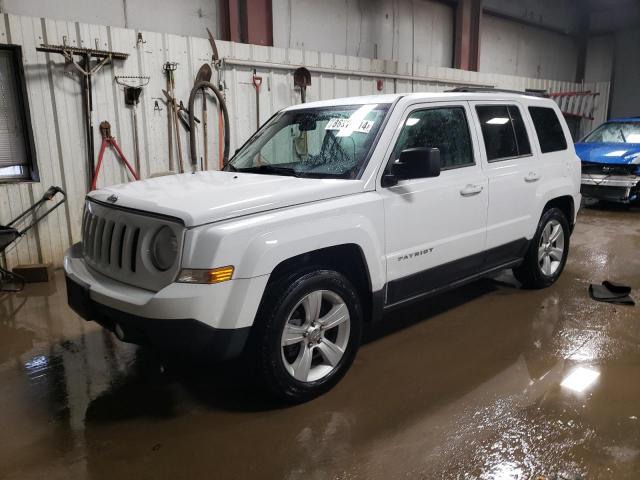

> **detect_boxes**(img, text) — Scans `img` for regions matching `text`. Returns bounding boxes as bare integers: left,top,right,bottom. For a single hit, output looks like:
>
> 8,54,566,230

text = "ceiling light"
486,117,509,125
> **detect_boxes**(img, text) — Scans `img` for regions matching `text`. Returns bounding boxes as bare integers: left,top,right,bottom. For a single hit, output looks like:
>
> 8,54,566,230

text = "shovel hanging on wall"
294,67,311,103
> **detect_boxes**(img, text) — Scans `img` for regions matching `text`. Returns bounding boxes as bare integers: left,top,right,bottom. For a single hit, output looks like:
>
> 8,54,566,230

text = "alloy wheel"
538,219,565,276
280,290,351,383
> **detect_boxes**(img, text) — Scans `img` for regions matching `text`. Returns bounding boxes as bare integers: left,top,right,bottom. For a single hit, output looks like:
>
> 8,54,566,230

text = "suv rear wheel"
252,269,362,403
513,207,570,289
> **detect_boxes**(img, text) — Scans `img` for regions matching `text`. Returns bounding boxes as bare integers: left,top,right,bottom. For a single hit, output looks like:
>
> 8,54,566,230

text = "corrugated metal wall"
272,0,455,67
0,13,610,270
480,14,580,81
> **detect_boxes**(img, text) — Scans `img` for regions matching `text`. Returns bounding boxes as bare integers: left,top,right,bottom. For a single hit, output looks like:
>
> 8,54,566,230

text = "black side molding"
385,238,529,307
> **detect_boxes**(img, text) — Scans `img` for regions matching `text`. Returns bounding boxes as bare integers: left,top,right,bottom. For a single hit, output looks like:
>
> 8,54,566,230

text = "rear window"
528,107,567,153
475,105,531,161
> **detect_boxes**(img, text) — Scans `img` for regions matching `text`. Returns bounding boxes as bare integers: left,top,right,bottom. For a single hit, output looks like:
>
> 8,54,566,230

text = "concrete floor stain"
0,203,639,479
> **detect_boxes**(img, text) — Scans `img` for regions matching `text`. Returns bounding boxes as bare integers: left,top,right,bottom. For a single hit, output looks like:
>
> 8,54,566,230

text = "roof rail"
446,87,549,98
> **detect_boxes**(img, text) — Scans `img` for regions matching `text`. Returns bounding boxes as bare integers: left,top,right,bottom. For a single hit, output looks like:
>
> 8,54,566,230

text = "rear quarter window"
528,107,568,153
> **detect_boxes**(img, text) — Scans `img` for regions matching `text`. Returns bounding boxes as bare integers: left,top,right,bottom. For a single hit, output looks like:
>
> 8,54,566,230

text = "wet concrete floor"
1,203,640,479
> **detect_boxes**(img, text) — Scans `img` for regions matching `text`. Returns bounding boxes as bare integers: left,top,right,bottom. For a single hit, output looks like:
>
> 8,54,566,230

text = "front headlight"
150,226,178,271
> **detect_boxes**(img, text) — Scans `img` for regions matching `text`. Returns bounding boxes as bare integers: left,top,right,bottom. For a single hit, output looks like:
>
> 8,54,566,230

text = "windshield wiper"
619,128,627,142
236,164,303,177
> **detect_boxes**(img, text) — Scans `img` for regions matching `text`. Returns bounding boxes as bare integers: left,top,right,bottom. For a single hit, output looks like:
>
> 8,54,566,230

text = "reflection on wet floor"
1,204,640,479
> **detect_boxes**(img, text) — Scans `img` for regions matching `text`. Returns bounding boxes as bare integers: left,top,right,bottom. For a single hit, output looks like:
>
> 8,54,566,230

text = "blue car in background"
576,117,640,203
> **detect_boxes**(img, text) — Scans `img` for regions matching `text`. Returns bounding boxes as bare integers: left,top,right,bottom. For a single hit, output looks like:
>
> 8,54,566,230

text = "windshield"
583,122,640,144
227,103,390,178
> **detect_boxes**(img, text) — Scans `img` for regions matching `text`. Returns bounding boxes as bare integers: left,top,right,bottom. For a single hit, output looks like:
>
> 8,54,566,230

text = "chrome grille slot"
117,224,127,269
93,217,105,262
81,212,90,257
81,210,91,256
111,223,124,269
130,228,140,272
88,215,98,258
81,199,184,292
121,226,134,271
100,220,114,265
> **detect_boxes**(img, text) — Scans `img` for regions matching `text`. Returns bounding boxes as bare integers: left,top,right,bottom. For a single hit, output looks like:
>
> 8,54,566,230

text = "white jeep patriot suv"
65,89,581,402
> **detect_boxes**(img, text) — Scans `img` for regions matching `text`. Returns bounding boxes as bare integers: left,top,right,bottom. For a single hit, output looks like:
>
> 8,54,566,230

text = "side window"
0,45,38,182
391,107,474,170
508,105,531,155
528,106,568,153
475,105,531,161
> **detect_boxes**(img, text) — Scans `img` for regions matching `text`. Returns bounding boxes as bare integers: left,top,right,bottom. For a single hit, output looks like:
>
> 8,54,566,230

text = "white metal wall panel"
1,0,220,39
480,14,579,82
410,0,454,68
273,0,454,68
0,13,609,269
584,35,615,83
610,28,640,119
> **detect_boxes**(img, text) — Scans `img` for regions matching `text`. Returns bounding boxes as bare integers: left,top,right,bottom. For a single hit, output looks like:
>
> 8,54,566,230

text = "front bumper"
66,274,249,360
64,243,269,360
581,174,640,202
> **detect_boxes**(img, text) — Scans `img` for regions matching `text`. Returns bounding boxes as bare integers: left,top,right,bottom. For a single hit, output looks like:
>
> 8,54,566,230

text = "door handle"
524,172,540,183
459,184,483,197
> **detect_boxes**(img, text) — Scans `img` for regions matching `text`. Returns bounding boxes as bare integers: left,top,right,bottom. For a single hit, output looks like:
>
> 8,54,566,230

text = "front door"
379,102,488,306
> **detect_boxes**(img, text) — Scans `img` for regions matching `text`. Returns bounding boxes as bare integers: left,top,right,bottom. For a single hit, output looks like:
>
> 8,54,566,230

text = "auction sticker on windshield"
325,118,375,134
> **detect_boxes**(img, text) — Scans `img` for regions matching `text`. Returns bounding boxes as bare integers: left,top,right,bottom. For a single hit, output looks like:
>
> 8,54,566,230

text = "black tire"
250,269,362,403
513,207,570,289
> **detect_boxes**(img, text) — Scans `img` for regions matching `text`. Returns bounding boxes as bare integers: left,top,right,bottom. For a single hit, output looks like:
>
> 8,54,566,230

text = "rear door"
470,101,538,265
379,102,488,305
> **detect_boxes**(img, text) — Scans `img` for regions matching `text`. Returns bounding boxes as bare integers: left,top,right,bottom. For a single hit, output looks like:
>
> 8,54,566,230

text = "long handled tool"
207,28,227,170
37,38,128,190
252,71,263,130
163,62,184,173
162,90,200,132
92,121,139,191
115,75,150,178
202,86,208,171
195,64,213,170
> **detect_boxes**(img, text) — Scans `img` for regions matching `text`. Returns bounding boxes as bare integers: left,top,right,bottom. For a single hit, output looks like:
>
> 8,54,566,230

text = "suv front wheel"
514,207,570,289
252,269,362,403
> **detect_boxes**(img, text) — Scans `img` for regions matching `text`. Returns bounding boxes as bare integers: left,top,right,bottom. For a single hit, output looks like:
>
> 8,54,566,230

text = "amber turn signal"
177,266,234,284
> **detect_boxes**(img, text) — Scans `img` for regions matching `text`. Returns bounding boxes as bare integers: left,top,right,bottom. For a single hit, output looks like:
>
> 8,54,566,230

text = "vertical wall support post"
219,0,273,46
455,0,482,71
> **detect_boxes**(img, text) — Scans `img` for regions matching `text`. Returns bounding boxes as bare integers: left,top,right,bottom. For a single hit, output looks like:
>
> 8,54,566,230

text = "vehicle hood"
575,142,640,165
89,171,364,227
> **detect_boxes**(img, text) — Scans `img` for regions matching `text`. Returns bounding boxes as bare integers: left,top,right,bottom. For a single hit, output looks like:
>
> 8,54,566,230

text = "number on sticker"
355,120,374,134
325,118,351,130
325,118,375,134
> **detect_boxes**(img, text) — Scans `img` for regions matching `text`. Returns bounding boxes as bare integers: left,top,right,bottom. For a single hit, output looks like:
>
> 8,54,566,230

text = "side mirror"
390,147,441,182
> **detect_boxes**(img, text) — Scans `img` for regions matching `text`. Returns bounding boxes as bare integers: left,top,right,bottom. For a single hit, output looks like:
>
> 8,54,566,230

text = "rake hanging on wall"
115,75,150,176
37,37,129,190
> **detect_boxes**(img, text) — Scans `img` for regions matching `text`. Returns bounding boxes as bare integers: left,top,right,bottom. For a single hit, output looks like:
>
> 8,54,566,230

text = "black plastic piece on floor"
589,281,635,306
